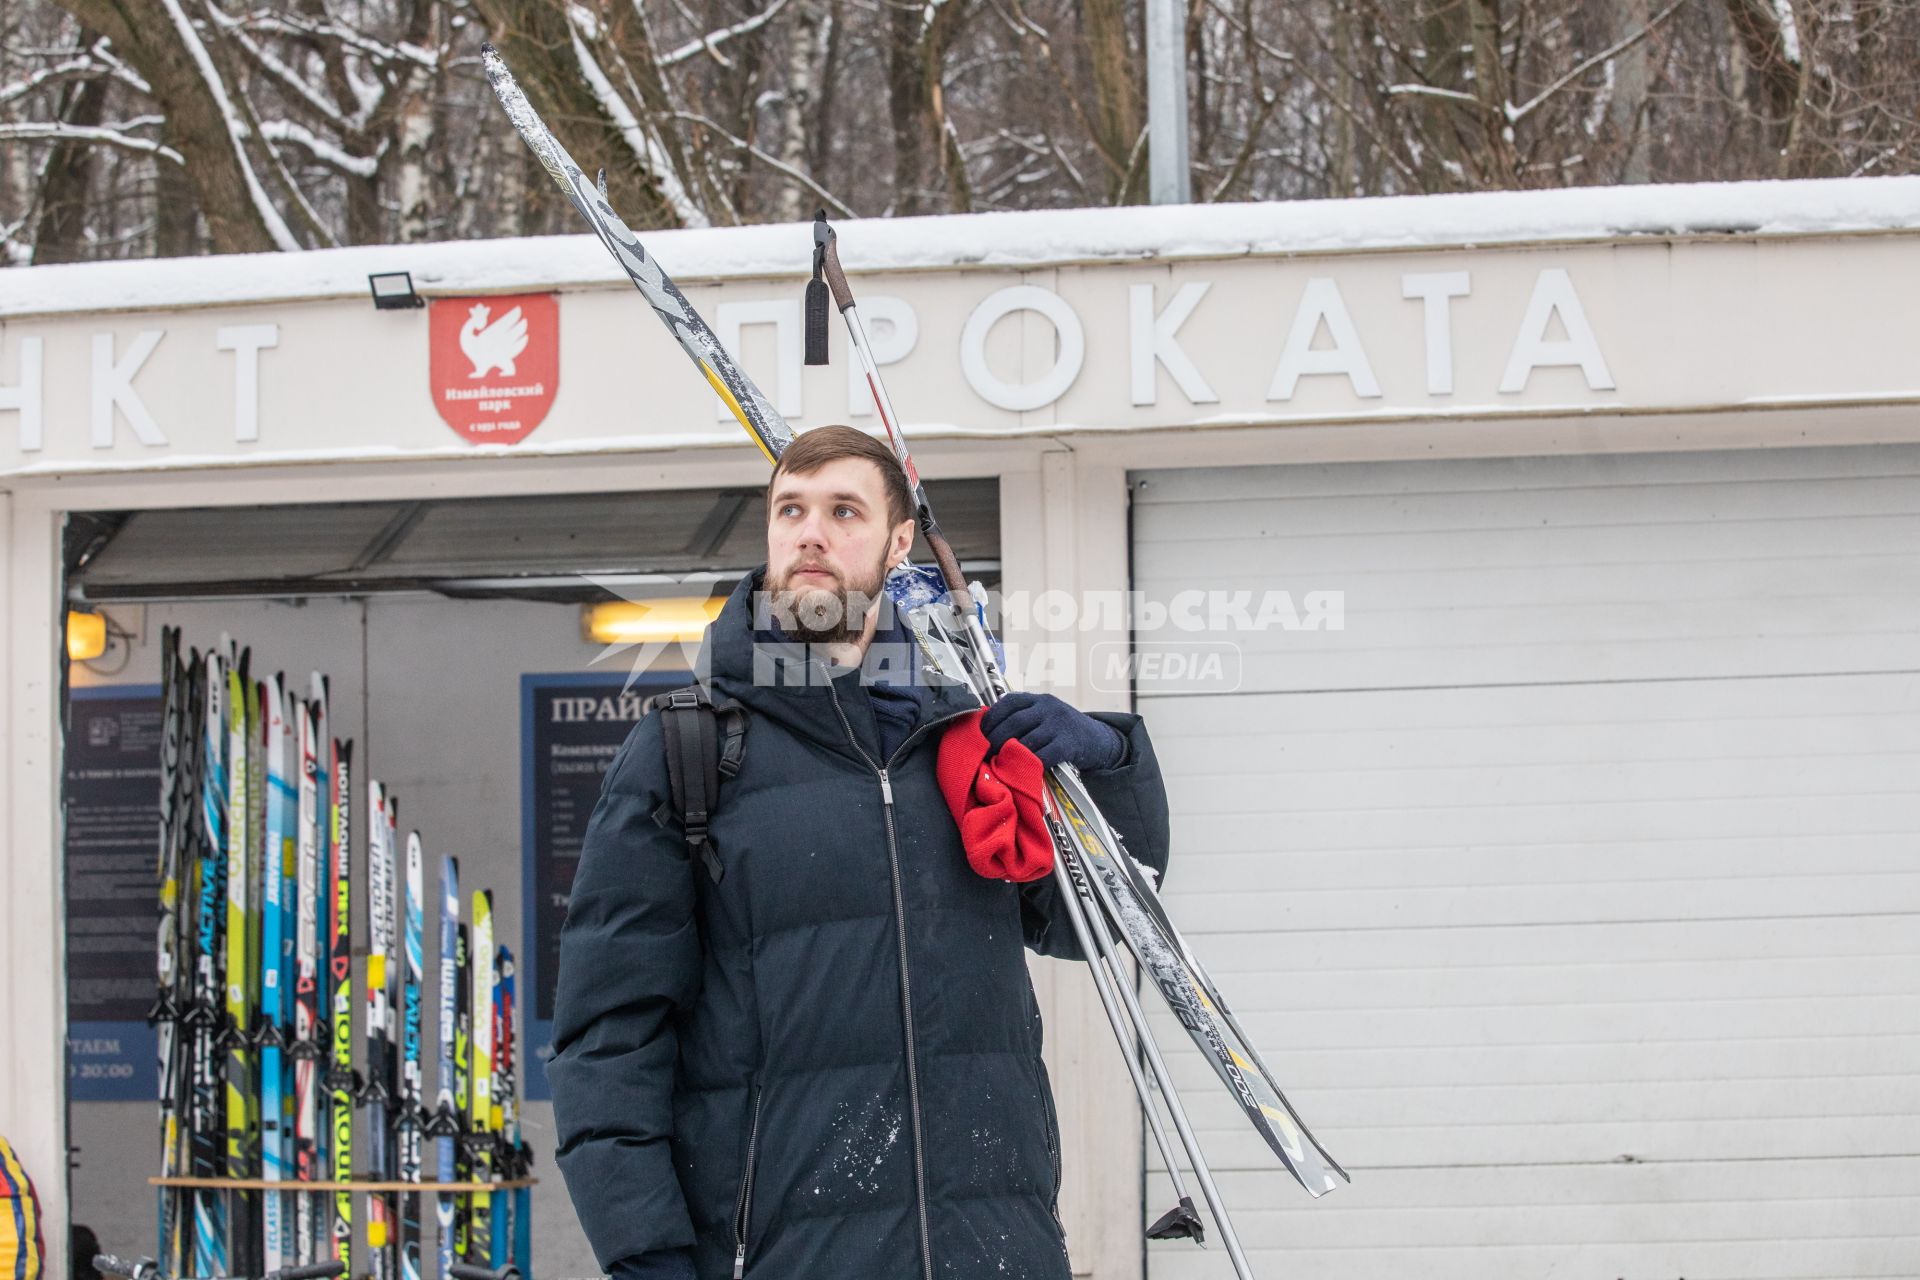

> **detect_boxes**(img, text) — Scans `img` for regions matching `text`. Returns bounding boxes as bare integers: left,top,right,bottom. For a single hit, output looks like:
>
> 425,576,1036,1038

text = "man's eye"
836,506,856,518
780,504,800,517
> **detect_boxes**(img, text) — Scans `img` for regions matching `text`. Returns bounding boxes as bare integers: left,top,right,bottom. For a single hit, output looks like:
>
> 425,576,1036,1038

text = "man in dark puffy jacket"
550,426,1172,1280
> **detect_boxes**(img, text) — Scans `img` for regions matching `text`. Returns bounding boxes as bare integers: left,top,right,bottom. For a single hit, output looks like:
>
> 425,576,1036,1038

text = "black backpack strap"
650,684,746,885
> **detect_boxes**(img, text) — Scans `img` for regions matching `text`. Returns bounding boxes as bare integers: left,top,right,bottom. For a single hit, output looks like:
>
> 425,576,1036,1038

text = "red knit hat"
936,710,1056,883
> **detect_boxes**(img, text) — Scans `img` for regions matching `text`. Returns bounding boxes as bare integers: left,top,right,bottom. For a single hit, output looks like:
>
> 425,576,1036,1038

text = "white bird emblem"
459,302,529,377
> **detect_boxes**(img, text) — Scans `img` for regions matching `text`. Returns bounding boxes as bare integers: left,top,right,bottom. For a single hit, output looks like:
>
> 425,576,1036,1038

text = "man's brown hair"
767,424,914,530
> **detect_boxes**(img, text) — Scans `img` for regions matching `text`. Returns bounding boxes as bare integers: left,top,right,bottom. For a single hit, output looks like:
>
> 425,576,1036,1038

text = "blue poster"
519,673,681,1099
66,684,164,1102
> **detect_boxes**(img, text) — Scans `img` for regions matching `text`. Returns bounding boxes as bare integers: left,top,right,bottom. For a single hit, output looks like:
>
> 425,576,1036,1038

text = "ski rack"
149,633,535,1280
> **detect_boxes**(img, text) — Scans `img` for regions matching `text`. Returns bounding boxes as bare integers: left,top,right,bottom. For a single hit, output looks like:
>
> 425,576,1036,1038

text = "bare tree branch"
1509,0,1690,123
661,0,795,67
672,109,857,216
0,120,183,162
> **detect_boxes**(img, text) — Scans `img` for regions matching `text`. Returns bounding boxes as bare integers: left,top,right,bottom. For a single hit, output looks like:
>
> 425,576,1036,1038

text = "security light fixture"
368,271,423,310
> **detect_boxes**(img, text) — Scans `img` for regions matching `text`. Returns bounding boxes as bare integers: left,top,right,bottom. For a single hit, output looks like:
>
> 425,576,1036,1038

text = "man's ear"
890,519,916,564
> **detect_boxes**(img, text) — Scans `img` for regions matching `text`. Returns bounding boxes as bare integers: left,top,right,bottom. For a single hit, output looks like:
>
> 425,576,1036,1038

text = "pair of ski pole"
811,222,1262,1276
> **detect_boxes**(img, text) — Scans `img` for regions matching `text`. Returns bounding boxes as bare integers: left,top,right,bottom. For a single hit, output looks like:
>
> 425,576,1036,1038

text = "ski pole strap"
649,685,746,887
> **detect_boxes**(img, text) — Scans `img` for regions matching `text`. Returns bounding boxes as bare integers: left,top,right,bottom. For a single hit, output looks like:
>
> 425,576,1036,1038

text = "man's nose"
792,509,830,546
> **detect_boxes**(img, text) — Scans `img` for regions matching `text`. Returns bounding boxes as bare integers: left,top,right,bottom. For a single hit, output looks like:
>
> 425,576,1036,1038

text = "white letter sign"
1500,267,1615,393
1129,281,1216,406
960,285,1085,412
217,324,279,443
1401,271,1471,395
1,336,44,452
1268,278,1381,400
91,330,167,448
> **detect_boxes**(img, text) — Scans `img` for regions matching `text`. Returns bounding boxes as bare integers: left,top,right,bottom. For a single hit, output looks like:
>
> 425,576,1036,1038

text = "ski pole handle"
266,1263,347,1280
814,220,854,313
449,1265,521,1280
814,217,973,599
93,1255,160,1280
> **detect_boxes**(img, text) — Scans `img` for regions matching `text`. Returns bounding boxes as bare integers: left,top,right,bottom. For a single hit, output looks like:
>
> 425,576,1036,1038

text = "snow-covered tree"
1,0,1916,265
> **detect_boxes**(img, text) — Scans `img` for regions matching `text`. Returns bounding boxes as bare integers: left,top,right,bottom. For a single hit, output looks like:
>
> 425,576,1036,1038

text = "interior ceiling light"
67,610,108,661
581,597,725,646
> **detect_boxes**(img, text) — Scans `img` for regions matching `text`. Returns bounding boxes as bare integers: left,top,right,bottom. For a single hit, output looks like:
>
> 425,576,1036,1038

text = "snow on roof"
5,174,1916,320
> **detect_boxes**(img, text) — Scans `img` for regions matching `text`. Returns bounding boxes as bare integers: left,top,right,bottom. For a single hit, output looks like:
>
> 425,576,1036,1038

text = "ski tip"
479,43,509,88
1300,1161,1351,1198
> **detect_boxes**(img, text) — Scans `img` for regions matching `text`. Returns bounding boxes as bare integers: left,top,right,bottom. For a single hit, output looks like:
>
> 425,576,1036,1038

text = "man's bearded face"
768,541,891,645
765,457,907,646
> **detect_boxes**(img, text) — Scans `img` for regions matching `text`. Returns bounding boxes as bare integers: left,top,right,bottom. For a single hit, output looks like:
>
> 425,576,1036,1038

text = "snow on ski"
477,44,790,467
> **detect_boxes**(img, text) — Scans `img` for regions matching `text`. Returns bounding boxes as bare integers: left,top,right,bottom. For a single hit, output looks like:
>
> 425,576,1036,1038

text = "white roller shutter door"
1129,444,1920,1280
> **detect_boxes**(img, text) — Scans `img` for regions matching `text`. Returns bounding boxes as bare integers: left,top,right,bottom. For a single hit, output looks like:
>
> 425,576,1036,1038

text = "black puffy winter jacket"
550,569,1173,1280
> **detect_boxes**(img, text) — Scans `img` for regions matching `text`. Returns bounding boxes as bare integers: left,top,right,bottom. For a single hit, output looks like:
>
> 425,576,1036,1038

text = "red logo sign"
429,293,559,446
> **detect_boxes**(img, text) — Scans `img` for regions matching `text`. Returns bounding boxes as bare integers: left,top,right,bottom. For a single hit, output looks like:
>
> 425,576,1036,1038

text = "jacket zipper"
733,1083,764,1279
822,681,968,1280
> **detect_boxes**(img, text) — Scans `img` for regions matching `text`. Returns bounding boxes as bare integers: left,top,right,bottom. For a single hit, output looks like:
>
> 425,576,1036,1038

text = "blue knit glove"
609,1249,697,1280
980,691,1126,772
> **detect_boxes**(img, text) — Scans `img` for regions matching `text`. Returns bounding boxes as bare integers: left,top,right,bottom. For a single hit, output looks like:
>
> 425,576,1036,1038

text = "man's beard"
769,548,892,646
